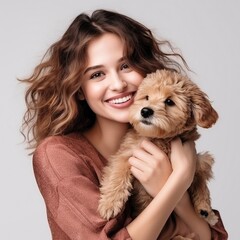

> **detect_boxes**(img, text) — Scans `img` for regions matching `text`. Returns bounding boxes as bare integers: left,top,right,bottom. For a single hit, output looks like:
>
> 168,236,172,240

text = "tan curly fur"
98,69,219,229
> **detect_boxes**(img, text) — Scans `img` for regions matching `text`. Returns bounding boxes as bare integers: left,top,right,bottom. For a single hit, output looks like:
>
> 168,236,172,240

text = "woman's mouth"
106,92,136,108
108,94,132,104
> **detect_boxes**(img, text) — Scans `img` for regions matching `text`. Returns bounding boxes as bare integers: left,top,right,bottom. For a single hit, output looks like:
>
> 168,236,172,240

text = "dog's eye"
145,95,149,100
165,98,175,106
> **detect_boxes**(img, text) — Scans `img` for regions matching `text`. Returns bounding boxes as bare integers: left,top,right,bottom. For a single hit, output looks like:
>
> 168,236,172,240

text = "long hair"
20,9,189,150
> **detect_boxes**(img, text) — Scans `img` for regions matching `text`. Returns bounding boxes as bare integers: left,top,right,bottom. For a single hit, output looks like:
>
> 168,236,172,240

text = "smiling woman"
80,33,143,123
21,10,187,148
20,9,228,240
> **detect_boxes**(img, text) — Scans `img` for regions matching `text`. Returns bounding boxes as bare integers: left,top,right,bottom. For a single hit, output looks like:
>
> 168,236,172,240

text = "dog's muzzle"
140,107,154,125
141,107,154,118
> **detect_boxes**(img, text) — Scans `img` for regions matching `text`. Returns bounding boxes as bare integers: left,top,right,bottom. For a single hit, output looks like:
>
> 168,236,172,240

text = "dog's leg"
98,149,133,220
189,152,218,226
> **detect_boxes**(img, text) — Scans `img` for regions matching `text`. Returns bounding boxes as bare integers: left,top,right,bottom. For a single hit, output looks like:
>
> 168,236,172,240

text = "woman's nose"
109,73,127,91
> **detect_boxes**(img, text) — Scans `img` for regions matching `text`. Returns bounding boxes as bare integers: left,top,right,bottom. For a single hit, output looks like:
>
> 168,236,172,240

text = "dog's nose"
141,107,154,118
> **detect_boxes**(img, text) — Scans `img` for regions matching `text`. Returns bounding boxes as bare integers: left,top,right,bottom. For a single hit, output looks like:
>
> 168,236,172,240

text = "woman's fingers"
129,156,148,172
132,140,168,165
129,139,172,197
132,148,152,163
140,139,168,159
170,138,197,187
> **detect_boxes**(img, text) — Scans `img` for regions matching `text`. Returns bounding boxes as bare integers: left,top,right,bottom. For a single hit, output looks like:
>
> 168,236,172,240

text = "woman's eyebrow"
83,57,126,75
83,65,103,75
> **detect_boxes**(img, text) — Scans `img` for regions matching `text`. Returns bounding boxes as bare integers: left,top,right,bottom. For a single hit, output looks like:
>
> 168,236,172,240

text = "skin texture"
82,33,211,239
81,33,143,125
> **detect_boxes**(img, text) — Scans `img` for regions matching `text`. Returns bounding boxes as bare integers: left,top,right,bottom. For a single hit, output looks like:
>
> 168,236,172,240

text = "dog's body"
98,70,219,227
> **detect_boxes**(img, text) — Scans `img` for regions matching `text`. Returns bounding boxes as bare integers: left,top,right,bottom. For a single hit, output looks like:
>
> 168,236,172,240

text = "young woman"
21,9,228,239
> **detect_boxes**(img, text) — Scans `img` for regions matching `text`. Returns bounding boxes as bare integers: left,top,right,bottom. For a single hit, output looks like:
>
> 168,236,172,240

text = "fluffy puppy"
98,69,219,226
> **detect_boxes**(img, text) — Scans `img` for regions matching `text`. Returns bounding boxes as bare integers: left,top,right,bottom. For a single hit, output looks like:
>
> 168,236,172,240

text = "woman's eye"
120,63,130,70
90,71,104,79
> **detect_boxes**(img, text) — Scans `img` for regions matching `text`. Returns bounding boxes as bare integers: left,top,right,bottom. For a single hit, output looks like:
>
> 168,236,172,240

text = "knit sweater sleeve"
33,136,132,240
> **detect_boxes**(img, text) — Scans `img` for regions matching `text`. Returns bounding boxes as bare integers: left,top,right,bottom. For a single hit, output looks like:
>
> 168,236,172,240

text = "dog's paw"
205,210,219,226
98,167,132,220
198,208,219,226
98,197,124,220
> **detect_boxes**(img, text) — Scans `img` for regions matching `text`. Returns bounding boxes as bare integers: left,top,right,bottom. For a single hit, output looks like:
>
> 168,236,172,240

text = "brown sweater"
33,132,228,239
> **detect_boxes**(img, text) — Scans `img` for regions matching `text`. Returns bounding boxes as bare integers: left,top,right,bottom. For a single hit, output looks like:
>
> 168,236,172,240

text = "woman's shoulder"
33,132,105,181
34,132,92,158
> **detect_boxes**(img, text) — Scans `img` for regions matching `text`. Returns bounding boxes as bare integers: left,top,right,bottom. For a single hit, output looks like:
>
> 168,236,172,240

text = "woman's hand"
171,140,211,239
126,138,203,239
170,138,197,189
129,139,172,197
129,138,197,198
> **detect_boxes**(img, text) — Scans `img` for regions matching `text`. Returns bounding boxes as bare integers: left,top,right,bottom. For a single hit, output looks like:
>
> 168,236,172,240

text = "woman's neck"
83,118,130,160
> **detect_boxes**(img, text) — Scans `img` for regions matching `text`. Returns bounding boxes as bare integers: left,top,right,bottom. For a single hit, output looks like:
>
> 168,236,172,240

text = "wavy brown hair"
20,9,189,150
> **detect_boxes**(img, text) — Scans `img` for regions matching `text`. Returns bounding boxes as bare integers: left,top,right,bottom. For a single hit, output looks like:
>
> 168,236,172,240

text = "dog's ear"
188,81,218,128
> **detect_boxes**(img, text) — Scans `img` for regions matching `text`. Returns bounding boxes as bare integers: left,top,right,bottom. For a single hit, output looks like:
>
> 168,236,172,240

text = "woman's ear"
78,89,85,100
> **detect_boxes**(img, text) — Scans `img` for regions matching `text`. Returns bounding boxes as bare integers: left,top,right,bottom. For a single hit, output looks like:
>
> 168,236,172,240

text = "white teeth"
109,95,132,104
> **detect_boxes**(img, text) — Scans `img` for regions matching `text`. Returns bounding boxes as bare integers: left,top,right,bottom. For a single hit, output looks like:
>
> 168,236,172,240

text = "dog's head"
129,69,218,138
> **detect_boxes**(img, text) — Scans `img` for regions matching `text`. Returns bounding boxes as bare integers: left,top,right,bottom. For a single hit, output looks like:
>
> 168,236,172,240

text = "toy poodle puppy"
98,69,219,227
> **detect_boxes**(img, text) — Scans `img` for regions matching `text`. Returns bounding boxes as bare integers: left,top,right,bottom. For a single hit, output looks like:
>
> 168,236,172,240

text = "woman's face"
81,33,144,124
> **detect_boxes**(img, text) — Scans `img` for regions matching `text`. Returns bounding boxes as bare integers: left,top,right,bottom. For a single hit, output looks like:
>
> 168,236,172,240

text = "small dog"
98,69,219,226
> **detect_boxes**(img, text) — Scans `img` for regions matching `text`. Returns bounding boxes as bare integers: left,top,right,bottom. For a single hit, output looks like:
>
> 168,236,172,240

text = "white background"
1,0,239,239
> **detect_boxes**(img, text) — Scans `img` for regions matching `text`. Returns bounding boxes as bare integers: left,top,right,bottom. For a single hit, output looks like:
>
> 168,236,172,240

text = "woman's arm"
33,137,133,240
175,192,211,240
127,170,193,239
126,138,198,240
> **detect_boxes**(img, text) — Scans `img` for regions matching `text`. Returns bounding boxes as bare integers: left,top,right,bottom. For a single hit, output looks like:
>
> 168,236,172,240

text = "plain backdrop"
1,0,239,239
